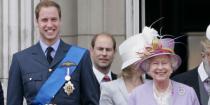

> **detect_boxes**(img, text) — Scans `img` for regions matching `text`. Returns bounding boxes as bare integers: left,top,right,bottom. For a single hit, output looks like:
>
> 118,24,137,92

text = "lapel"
171,81,178,104
186,68,202,104
171,80,188,104
147,81,158,105
50,40,70,68
31,43,49,66
31,40,70,68
139,81,157,105
111,72,117,80
191,68,201,100
117,78,129,102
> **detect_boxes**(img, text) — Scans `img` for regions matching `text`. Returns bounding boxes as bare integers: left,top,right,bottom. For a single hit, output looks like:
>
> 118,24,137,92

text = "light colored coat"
128,80,200,105
100,78,129,105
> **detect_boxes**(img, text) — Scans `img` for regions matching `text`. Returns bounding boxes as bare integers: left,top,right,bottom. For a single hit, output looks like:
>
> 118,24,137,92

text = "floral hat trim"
137,37,175,59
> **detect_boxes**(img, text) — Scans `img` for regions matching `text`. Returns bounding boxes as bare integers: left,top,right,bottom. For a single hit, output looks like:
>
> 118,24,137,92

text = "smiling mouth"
155,72,166,75
46,29,55,33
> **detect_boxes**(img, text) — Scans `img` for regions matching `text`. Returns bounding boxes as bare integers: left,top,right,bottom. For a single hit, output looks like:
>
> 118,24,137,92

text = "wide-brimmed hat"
119,27,159,70
206,24,210,40
137,37,182,72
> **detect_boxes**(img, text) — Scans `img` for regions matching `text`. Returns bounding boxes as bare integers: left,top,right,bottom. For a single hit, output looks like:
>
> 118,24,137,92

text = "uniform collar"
39,39,60,57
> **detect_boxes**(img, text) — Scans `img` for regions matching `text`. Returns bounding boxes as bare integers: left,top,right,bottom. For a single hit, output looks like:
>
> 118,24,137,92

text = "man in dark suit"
173,36,210,105
7,1,99,105
90,33,117,86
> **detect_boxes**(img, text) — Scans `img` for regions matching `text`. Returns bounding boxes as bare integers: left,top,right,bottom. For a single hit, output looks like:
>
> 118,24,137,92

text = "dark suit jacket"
7,40,99,105
95,72,117,95
0,82,4,105
172,67,202,105
111,72,117,80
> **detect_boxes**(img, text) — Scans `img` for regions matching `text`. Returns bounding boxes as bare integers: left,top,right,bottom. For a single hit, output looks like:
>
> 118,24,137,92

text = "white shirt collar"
198,62,209,82
92,65,112,84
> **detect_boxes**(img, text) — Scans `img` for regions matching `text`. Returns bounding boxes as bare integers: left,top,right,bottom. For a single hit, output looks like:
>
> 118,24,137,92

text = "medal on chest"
63,75,74,96
62,62,76,96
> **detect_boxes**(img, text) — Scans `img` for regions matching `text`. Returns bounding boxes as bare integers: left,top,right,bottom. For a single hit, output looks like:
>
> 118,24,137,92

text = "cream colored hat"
119,27,159,70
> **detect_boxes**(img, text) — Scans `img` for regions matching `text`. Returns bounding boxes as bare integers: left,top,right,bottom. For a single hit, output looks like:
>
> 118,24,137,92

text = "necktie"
46,47,54,64
102,75,111,82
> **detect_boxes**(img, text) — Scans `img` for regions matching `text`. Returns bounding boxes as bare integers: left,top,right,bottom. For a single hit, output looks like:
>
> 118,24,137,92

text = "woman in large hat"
99,26,160,105
128,28,200,105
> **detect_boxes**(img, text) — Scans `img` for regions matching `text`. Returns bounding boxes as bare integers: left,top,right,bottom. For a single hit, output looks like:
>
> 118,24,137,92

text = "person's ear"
201,52,206,59
89,47,94,55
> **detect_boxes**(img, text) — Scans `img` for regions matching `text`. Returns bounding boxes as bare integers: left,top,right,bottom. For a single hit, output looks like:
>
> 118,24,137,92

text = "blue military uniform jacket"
7,40,100,105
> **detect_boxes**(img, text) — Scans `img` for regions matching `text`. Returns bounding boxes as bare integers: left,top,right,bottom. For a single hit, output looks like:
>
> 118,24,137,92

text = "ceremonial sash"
32,46,86,105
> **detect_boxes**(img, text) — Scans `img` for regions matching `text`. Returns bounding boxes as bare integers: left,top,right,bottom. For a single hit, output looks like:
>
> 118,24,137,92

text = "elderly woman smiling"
128,28,200,105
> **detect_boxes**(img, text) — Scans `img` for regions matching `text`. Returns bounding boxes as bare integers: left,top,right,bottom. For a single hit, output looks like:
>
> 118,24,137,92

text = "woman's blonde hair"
120,64,143,81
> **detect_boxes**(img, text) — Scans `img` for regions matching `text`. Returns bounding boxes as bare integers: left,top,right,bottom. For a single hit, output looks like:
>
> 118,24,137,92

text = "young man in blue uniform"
7,1,99,105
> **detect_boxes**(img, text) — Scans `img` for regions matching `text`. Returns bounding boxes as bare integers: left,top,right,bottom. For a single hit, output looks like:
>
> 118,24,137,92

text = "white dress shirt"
208,98,210,105
198,62,209,83
92,65,112,84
